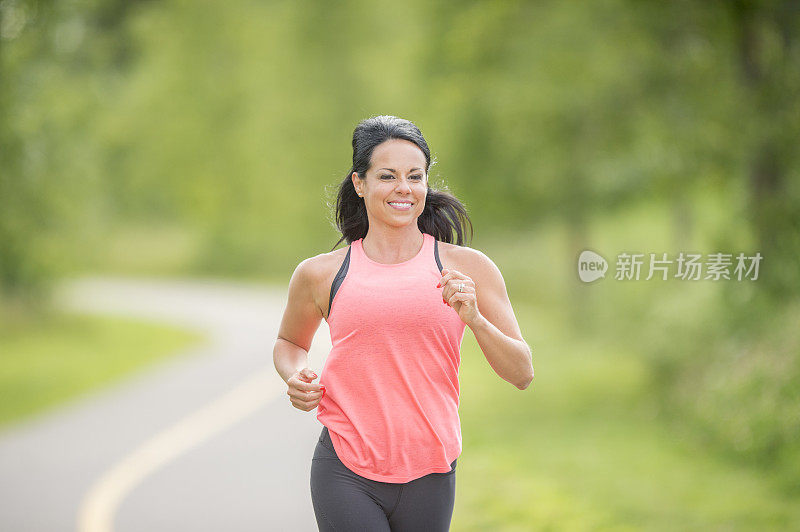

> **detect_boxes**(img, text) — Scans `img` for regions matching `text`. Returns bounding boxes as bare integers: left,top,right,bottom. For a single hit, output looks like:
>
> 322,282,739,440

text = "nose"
396,177,412,194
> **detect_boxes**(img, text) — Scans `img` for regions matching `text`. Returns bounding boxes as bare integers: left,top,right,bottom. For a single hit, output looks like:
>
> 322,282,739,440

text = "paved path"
0,277,329,531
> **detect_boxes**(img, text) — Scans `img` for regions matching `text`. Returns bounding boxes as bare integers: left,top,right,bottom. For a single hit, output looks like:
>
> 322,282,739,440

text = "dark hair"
329,115,473,250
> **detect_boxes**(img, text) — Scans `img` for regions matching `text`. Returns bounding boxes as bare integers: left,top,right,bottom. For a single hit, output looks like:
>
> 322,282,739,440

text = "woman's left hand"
438,268,482,327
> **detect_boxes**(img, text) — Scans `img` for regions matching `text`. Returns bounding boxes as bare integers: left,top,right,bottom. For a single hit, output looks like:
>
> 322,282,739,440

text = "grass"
452,302,800,531
0,312,202,428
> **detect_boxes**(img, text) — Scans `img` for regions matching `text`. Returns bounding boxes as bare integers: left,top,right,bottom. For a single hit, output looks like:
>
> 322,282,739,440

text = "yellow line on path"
77,369,280,532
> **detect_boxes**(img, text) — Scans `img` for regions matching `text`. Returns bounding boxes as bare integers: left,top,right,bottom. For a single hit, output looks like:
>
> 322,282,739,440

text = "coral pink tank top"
316,232,467,483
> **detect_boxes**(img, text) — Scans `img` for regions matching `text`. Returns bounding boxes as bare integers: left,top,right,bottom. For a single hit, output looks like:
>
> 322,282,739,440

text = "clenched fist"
286,367,325,412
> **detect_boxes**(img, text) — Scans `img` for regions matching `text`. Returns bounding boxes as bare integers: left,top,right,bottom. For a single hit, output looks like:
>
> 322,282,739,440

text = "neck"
362,226,424,263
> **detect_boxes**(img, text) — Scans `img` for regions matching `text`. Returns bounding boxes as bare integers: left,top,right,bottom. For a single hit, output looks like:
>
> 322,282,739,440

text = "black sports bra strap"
327,246,352,319
434,238,443,273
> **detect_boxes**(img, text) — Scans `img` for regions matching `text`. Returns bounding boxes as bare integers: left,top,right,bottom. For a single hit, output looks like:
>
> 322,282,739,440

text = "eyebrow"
378,168,423,173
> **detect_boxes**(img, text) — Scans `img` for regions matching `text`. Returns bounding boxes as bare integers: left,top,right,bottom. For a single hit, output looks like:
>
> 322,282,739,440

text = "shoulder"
292,244,351,306
296,245,351,286
437,240,502,282
288,245,351,317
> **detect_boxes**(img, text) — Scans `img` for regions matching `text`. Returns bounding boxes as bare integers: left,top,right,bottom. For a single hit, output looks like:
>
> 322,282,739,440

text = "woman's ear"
351,171,363,197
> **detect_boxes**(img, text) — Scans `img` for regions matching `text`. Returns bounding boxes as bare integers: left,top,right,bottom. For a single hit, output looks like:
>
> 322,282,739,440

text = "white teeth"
389,202,411,206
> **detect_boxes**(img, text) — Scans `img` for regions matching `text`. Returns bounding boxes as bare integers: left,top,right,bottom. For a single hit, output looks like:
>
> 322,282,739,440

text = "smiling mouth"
388,201,413,210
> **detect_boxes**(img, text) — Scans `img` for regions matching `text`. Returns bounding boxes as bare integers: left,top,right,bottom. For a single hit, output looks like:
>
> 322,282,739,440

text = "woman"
273,115,533,531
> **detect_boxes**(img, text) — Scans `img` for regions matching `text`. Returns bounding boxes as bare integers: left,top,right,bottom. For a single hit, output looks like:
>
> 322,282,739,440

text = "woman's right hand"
286,367,325,412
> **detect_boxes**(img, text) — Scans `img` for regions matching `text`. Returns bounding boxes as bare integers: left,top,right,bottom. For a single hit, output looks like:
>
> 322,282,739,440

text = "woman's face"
352,138,428,229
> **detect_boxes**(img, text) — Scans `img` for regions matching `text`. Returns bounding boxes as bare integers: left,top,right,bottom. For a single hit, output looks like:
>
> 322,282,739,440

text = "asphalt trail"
0,277,328,532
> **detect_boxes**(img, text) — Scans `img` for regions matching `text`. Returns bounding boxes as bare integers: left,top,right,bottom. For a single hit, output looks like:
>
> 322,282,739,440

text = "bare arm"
441,250,534,390
274,259,325,411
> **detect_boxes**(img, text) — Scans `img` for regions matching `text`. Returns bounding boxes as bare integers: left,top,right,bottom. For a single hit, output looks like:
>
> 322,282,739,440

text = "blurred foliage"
2,0,799,505
2,0,797,288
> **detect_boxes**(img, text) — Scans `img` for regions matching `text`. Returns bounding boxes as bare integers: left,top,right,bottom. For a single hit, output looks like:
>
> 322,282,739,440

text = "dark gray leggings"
310,426,457,531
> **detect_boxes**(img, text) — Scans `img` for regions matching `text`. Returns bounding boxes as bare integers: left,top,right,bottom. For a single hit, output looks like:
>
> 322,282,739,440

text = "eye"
380,174,423,180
